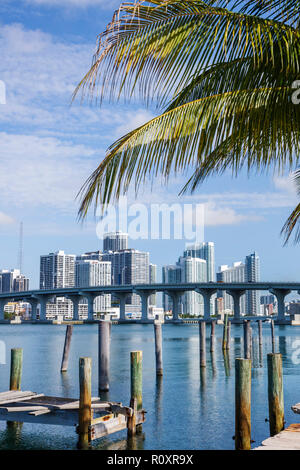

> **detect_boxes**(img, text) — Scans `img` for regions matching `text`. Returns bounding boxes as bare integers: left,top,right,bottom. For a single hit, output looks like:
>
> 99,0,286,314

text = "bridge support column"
35,295,53,321
66,295,81,321
115,293,127,321
197,289,217,321
0,299,6,321
270,289,291,322
84,294,96,322
135,291,155,322
25,298,38,321
227,290,245,321
167,291,184,321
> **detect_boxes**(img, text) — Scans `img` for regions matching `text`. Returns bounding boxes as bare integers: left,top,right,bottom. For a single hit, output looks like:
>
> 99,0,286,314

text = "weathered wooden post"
222,314,228,350
249,327,253,358
78,357,92,450
210,320,216,353
226,320,231,351
243,320,251,359
267,353,284,436
235,358,251,450
258,320,263,347
128,351,142,437
10,348,23,391
271,320,275,353
61,325,73,372
98,321,111,393
7,348,23,429
154,322,163,376
199,321,206,368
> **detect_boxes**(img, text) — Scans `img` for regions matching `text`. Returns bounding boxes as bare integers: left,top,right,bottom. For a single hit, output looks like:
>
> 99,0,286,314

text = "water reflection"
223,352,230,377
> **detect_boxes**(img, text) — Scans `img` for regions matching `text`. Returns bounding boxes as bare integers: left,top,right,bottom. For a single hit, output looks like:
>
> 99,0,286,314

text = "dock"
1,346,146,449
0,390,145,445
254,424,300,450
254,401,300,450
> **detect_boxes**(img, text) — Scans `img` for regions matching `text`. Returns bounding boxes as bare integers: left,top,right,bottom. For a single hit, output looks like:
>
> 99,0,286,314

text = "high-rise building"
103,232,128,252
184,242,215,281
162,257,207,316
13,275,29,292
102,248,149,306
180,256,207,316
40,251,75,319
149,263,157,305
0,269,29,293
245,251,260,315
40,250,75,289
216,262,246,314
162,264,182,312
75,259,111,312
184,242,215,314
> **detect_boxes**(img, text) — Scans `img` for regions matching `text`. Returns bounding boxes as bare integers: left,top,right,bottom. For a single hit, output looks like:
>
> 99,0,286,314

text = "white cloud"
203,203,262,226
0,212,14,225
0,132,96,210
0,23,93,105
273,175,298,195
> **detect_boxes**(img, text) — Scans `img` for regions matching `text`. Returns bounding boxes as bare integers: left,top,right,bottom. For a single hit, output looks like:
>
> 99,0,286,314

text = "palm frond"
73,0,299,107
207,1,300,26
282,169,300,244
77,86,300,218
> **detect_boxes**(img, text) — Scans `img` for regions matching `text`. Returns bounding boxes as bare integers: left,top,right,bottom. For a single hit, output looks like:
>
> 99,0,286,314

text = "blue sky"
0,0,299,289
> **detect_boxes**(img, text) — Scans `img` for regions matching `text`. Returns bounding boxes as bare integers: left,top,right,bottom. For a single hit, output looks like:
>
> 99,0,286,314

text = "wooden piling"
271,320,275,353
258,320,263,347
249,327,253,359
98,321,111,392
243,321,251,359
222,314,228,350
267,353,284,437
78,357,92,449
60,325,73,372
10,348,23,391
210,320,216,353
128,351,142,437
235,358,251,450
226,320,231,351
199,321,206,368
154,322,163,376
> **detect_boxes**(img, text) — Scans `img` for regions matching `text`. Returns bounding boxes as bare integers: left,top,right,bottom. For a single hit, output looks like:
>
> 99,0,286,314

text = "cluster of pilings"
60,320,164,395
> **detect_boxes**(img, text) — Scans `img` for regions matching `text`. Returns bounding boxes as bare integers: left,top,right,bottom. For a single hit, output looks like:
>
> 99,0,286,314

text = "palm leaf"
282,169,300,244
74,0,299,107
77,86,300,218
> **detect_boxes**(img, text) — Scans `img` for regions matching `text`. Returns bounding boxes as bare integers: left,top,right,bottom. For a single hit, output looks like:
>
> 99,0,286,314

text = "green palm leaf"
75,0,300,243
282,169,300,244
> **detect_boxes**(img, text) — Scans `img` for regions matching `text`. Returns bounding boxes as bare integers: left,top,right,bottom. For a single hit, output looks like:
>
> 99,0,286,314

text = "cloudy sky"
0,0,299,288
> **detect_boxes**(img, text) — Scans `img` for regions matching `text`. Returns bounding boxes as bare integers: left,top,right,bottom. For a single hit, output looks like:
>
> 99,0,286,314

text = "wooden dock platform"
0,390,146,442
254,424,300,450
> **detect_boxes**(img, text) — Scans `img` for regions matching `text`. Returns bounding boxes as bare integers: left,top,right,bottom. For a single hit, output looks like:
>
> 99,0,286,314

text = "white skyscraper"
162,256,207,316
40,250,75,289
245,251,260,315
75,259,111,312
217,262,246,314
103,232,128,252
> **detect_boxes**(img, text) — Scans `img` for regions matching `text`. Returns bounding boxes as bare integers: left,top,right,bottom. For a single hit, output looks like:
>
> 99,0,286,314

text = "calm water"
0,322,299,450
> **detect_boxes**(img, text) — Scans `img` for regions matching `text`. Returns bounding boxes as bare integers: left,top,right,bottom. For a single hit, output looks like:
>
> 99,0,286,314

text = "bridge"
0,282,299,323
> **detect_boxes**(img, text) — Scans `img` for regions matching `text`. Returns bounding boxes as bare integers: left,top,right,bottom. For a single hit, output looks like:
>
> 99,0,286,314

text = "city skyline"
0,1,298,293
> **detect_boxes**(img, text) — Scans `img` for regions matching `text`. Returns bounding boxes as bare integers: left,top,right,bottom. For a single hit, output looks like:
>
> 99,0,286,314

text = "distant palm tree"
75,0,300,243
